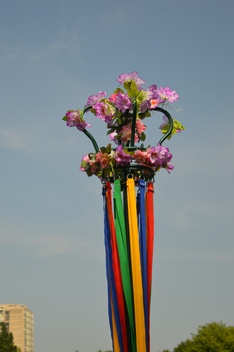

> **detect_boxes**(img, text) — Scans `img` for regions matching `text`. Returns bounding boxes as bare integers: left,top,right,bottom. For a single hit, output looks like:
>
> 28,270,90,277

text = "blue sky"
1,0,234,351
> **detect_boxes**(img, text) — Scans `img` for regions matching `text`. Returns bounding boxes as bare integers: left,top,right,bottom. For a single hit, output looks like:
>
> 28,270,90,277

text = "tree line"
2,321,234,352
0,322,20,352
160,321,234,352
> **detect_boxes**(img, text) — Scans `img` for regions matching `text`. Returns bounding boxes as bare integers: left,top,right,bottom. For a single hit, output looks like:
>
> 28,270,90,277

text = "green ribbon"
113,179,136,352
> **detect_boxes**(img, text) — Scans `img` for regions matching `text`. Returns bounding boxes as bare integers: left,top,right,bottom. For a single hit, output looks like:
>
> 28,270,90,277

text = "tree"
0,322,20,352
173,322,234,352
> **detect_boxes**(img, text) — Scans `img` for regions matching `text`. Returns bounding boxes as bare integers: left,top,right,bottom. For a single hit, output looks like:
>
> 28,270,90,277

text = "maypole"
62,72,185,352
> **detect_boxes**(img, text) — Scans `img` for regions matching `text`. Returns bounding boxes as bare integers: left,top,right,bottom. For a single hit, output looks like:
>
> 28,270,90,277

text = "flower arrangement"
63,72,184,181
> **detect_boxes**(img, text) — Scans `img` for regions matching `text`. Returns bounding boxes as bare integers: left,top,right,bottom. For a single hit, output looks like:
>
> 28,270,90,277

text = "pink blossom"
93,101,115,123
140,100,150,113
133,149,150,164
165,162,174,173
109,93,117,101
115,146,132,165
119,124,132,143
89,162,98,174
80,154,90,172
109,91,132,113
66,110,90,131
95,152,111,169
117,71,145,89
136,119,146,135
157,86,179,103
140,85,159,112
80,154,97,172
86,91,106,106
146,85,158,99
150,99,159,109
109,131,118,144
119,124,139,143
149,146,173,170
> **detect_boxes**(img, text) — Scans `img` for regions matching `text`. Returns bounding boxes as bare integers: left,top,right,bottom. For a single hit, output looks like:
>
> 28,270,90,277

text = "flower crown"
63,72,185,182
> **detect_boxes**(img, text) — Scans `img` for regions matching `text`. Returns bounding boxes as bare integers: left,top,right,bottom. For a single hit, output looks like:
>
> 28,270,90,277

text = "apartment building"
0,304,34,352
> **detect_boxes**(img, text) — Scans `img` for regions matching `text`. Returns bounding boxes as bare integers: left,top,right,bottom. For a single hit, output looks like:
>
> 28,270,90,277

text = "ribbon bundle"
103,178,154,352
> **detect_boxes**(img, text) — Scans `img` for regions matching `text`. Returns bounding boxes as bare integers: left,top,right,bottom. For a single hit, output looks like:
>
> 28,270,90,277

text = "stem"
153,107,174,145
82,105,99,152
83,129,99,153
130,101,137,148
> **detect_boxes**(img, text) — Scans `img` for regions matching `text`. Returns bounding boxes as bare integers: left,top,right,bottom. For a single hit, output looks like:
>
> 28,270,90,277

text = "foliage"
0,322,20,352
173,322,234,352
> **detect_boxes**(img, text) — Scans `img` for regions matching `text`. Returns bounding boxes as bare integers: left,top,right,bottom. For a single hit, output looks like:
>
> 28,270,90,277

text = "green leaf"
173,118,186,132
139,111,151,119
113,87,124,94
100,146,107,153
136,90,146,104
100,144,112,154
107,127,116,135
161,118,185,139
140,132,146,141
106,143,112,153
124,81,139,98
62,115,68,121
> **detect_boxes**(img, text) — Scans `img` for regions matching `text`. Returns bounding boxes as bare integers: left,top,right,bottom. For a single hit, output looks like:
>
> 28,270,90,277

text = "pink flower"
165,162,174,173
131,146,174,172
117,71,145,89
148,146,161,166
109,131,118,144
140,100,150,113
119,124,139,143
150,99,159,109
80,154,90,172
140,85,159,112
148,146,173,171
86,91,106,106
109,91,132,113
80,154,97,173
115,146,132,165
119,124,132,143
95,152,111,169
93,101,115,124
136,119,146,135
157,86,179,103
146,84,158,100
133,149,150,164
109,93,117,101
66,110,90,131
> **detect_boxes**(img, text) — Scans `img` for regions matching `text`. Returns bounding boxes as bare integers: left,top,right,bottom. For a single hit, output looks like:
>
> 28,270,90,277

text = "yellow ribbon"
111,297,121,352
127,178,146,352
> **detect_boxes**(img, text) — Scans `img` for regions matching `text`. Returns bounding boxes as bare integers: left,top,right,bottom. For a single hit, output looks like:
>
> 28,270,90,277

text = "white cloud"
173,137,234,176
0,219,104,258
0,128,31,150
0,43,22,61
156,245,234,263
0,230,87,258
0,29,83,63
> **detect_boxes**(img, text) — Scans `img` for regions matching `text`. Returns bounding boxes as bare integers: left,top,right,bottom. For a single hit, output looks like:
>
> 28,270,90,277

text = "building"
0,304,34,352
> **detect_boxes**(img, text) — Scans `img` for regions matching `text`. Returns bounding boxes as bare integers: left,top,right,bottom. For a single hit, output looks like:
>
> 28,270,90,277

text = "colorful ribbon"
103,178,155,352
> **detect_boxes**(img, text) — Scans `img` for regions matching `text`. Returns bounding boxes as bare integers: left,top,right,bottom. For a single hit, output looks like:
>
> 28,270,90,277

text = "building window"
5,311,10,321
